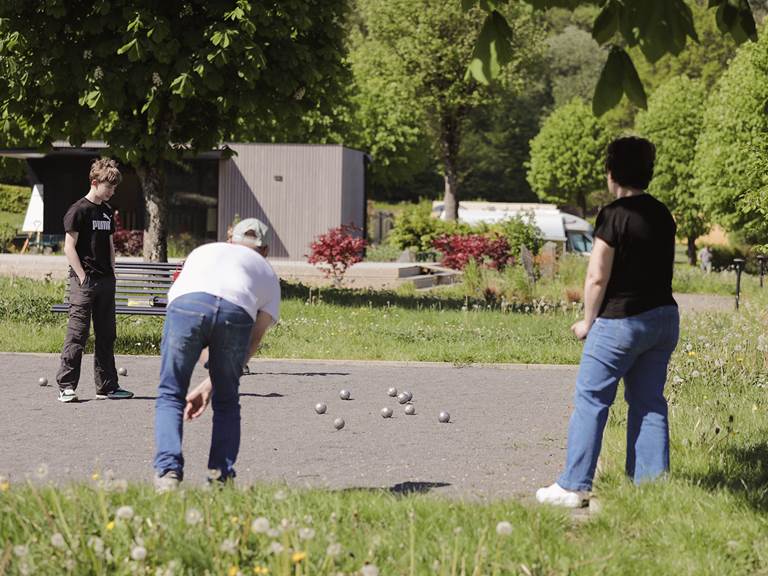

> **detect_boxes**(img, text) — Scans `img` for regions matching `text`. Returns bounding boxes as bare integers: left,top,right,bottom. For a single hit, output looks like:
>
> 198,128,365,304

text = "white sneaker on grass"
535,483,588,508
58,389,78,403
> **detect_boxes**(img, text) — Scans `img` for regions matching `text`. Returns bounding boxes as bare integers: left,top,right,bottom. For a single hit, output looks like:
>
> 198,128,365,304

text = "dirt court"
0,353,577,501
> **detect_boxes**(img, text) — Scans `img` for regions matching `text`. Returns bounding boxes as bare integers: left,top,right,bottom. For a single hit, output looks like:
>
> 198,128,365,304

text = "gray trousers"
56,272,118,394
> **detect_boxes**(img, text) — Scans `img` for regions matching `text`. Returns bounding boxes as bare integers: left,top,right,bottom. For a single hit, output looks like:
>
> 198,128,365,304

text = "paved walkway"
0,353,577,501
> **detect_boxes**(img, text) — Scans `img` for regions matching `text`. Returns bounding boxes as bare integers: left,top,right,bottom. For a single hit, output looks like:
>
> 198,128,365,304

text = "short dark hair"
605,137,656,190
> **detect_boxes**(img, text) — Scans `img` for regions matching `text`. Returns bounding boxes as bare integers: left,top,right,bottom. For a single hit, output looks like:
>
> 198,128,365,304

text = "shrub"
432,233,513,271
0,183,29,214
113,211,143,256
387,202,468,252
488,214,543,256
307,224,367,287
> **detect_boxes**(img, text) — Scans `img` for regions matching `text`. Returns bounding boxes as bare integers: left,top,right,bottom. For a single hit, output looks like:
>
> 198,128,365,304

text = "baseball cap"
231,217,270,247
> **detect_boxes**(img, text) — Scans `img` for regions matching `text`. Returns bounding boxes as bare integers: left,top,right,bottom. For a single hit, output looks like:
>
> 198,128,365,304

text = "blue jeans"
154,292,253,480
558,305,679,491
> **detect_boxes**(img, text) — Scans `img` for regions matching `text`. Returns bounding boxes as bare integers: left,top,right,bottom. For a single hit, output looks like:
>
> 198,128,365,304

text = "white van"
431,201,594,255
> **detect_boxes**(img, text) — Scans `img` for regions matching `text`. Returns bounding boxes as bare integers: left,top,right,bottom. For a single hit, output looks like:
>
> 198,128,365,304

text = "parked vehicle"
431,201,594,255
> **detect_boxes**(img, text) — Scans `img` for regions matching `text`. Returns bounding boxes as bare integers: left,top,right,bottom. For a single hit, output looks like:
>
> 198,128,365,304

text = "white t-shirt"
168,242,280,323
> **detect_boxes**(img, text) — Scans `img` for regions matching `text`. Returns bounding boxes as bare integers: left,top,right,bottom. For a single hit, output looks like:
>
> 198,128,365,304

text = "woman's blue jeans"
154,292,253,480
558,305,679,491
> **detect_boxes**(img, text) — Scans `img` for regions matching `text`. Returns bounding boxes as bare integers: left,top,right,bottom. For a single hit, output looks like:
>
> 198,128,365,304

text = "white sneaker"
58,389,78,403
535,482,588,508
154,470,181,493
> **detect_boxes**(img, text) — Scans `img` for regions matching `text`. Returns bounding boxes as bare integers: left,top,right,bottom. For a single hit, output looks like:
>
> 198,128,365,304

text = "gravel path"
0,353,577,501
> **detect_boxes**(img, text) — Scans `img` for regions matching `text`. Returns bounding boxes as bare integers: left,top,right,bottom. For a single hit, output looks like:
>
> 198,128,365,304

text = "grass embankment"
1,301,767,574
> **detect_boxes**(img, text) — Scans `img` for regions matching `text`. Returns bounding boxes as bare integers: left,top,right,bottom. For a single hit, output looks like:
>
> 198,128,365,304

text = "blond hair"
89,157,122,186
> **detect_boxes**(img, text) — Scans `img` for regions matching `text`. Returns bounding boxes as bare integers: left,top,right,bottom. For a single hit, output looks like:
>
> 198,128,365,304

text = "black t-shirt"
594,194,677,318
63,197,115,277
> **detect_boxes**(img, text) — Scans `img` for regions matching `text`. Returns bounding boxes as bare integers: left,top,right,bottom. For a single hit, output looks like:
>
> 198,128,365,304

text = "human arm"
242,310,275,367
63,232,86,284
571,238,614,340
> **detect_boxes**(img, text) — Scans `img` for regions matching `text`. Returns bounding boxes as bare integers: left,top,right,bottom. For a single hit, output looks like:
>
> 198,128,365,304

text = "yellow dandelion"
291,551,307,563
91,472,101,481
753,404,758,412
0,480,9,492
230,516,239,524
106,521,115,531
737,357,744,362
253,567,269,575
228,566,239,576
687,351,696,357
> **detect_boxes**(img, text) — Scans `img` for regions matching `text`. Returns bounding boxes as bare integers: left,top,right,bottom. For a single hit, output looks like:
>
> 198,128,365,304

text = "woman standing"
537,137,680,508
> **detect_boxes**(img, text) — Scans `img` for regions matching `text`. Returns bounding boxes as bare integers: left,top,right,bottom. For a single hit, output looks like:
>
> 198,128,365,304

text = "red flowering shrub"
113,211,144,256
432,233,513,271
307,224,367,286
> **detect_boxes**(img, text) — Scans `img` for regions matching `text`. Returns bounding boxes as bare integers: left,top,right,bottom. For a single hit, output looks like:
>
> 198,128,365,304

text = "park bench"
51,261,180,316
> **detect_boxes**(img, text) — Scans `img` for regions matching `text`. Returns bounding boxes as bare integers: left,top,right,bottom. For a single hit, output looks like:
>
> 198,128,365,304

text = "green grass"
1,285,768,574
0,210,23,230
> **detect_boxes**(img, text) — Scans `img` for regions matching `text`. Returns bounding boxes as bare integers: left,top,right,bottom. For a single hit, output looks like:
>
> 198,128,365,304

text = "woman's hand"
571,319,592,341
184,378,213,421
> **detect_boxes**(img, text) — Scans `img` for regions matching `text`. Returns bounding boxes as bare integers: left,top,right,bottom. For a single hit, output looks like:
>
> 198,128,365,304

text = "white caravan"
431,201,594,255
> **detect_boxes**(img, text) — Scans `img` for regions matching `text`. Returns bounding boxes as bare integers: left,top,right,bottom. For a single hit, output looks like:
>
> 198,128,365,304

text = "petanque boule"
397,392,408,404
387,387,398,397
333,417,345,430
314,403,327,415
403,391,413,402
38,376,48,387
404,404,416,416
381,407,393,418
339,389,351,400
118,367,128,376
438,411,451,423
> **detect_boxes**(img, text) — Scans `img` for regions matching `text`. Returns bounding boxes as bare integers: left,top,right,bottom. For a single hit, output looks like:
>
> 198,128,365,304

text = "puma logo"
92,220,111,230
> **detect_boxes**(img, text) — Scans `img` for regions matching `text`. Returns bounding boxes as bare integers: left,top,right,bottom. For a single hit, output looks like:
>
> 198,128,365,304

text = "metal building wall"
218,144,364,260
340,148,366,232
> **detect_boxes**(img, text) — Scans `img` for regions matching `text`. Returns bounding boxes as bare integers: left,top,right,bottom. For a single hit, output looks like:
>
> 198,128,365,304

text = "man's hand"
184,378,213,421
571,319,592,341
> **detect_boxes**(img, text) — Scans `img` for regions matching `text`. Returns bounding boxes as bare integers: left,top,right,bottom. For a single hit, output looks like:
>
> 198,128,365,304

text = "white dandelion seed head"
219,538,237,554
13,545,28,558
299,527,315,540
326,542,342,557
116,505,134,520
691,370,701,378
496,521,513,536
130,545,147,561
251,516,270,533
361,564,380,576
35,463,49,479
267,528,282,538
51,532,66,549
268,541,284,555
185,508,202,526
273,489,287,501
88,536,104,554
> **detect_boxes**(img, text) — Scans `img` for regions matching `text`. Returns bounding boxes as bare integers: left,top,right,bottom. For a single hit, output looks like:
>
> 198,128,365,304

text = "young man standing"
153,217,280,491
56,158,134,403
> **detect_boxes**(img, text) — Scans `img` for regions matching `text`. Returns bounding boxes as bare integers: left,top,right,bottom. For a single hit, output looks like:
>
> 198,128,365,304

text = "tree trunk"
136,163,168,262
577,192,587,218
687,235,697,266
440,113,461,221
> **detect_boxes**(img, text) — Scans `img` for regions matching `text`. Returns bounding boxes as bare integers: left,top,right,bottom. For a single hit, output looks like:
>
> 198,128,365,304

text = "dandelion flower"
116,505,134,520
112,479,128,493
131,545,147,561
50,532,66,549
253,567,269,575
691,370,701,378
106,521,115,531
496,521,513,536
91,472,101,481
227,567,239,576
273,489,287,501
220,538,237,554
185,508,203,526
298,527,315,541
267,542,284,555
326,543,342,557
291,551,307,563
361,564,379,576
13,545,29,558
266,528,281,538
88,536,104,554
35,463,49,480
251,517,269,534
0,475,9,492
